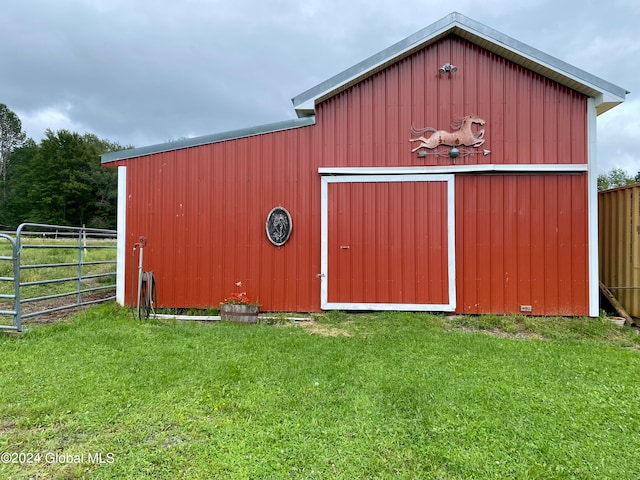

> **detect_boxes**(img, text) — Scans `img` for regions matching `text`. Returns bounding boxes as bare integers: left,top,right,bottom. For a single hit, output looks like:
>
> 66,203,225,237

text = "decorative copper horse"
409,114,485,152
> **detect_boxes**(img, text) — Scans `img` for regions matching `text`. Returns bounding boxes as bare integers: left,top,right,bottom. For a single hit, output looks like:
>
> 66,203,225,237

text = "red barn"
102,12,627,317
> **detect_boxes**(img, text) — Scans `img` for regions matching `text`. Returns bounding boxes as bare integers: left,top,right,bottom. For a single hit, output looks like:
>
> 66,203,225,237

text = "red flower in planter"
223,291,252,305
222,281,259,307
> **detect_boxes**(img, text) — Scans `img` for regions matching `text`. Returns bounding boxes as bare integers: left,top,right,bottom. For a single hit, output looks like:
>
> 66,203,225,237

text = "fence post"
77,227,83,307
13,234,21,332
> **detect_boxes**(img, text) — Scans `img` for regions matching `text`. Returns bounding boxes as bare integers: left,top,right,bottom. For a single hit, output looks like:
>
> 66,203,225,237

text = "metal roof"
101,116,315,163
292,12,629,118
103,12,628,164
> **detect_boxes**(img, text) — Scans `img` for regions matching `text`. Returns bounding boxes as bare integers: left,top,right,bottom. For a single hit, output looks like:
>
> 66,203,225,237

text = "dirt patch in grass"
287,320,352,337
447,314,640,350
456,326,545,341
0,418,16,433
1,290,115,330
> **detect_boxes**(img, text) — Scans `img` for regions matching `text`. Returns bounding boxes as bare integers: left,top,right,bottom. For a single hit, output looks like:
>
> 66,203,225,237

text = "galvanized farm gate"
0,223,117,332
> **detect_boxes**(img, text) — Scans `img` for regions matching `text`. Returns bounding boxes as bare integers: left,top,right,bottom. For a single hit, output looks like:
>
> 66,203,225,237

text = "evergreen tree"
2,130,123,229
1,139,36,227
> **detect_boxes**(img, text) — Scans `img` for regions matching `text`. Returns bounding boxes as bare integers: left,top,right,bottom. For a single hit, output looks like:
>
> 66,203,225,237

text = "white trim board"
116,166,127,305
587,98,599,317
319,163,587,176
320,174,456,312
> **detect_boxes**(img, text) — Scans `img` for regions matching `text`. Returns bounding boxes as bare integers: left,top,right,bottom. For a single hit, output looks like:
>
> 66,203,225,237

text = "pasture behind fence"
0,223,117,332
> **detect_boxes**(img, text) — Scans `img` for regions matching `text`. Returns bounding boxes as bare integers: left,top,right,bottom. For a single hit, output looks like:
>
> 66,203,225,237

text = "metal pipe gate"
0,223,117,332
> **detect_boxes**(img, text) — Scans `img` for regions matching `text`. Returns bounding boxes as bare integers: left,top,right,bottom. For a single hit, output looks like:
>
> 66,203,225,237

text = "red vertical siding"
455,174,589,316
113,33,591,315
327,180,449,305
122,123,320,312
316,36,587,168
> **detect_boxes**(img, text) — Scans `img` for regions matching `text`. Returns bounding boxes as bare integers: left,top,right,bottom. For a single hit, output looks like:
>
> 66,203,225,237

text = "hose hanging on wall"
130,237,156,319
139,271,156,319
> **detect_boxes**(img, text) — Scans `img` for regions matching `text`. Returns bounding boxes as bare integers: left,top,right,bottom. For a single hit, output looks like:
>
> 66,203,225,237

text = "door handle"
340,245,350,249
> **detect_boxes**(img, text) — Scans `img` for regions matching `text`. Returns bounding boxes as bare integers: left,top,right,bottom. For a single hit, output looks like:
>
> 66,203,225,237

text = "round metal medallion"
266,207,292,246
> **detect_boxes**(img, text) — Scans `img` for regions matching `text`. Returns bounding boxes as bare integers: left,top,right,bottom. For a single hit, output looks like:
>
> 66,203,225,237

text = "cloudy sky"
2,0,638,174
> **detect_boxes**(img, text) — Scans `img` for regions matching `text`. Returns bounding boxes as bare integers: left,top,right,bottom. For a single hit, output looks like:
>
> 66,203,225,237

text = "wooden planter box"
220,304,259,323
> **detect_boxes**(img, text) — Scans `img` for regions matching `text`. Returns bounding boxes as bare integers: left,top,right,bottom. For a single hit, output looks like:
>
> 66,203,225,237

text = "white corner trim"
320,177,329,308
116,166,127,305
587,98,599,317
320,174,456,311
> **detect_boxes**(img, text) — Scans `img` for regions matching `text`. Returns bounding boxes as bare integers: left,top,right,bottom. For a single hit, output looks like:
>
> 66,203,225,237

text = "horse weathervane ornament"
409,114,489,158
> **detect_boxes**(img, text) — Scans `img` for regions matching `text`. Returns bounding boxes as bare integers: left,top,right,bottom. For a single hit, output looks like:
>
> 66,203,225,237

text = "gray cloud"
2,0,638,173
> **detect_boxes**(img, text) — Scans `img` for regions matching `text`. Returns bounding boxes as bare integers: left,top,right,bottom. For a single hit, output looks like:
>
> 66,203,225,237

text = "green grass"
1,306,639,479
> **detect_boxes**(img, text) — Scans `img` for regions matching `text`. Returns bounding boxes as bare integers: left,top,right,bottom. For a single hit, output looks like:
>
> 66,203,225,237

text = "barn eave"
100,115,316,164
291,12,629,117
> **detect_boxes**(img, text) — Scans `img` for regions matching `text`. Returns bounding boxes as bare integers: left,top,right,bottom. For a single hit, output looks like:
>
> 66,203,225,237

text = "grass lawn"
1,305,639,479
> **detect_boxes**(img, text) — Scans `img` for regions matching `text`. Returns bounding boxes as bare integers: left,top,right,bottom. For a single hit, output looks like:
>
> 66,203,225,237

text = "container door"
320,174,455,311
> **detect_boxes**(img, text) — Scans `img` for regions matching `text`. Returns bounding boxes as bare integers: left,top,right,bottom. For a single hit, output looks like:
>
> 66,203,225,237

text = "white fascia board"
293,19,455,115
294,102,315,117
293,38,417,115
102,116,316,163
454,26,627,110
595,92,628,116
293,13,627,117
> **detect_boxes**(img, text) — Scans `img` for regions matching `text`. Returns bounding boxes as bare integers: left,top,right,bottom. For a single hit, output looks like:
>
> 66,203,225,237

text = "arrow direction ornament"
415,146,491,159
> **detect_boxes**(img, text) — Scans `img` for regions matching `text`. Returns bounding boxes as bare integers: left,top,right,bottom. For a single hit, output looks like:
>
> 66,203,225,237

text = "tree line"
0,104,125,230
597,167,640,191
